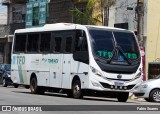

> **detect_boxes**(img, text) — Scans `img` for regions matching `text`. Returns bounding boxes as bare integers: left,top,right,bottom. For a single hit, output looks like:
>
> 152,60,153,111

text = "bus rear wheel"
30,77,45,95
117,92,129,102
72,80,83,99
13,84,18,88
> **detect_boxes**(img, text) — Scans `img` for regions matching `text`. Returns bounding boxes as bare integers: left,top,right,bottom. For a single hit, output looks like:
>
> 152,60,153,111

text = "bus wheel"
67,90,73,98
117,92,129,102
2,78,7,87
24,85,30,89
72,80,83,99
13,84,18,88
30,77,45,95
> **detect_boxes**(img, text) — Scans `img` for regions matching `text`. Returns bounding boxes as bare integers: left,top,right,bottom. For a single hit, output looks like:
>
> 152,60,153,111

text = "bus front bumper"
89,78,142,93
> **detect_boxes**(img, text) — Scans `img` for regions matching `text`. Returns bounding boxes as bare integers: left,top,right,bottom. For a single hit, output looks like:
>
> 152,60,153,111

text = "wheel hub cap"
153,91,160,101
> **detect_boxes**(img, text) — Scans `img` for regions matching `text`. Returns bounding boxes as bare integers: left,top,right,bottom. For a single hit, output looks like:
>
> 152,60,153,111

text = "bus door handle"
62,72,65,74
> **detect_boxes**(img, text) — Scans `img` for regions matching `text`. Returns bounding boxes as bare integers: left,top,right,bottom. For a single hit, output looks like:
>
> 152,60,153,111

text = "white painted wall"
0,12,7,25
109,0,147,36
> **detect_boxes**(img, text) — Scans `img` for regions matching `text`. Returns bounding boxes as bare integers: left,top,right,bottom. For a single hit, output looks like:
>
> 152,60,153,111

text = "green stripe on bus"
18,65,24,84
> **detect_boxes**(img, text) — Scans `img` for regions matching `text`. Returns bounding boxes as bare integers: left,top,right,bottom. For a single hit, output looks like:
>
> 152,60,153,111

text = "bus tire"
24,85,30,89
30,77,45,95
67,90,73,98
72,80,83,99
13,84,18,88
117,92,129,102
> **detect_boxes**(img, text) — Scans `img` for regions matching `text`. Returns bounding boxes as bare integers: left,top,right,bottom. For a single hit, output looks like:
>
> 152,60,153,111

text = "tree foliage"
71,0,101,25
100,0,116,26
71,0,116,25
100,0,116,8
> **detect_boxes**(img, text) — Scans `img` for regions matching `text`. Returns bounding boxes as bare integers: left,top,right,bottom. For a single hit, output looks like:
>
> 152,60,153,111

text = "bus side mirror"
73,51,89,64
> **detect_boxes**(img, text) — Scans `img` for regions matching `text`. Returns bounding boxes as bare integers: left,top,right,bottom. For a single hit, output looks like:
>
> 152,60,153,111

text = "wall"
146,0,160,78
0,12,7,25
109,0,147,36
47,0,74,24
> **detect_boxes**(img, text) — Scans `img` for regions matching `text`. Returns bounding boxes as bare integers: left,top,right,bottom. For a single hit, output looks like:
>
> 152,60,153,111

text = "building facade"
108,0,160,79
0,12,7,64
146,0,160,79
108,0,147,46
25,0,88,28
0,0,26,64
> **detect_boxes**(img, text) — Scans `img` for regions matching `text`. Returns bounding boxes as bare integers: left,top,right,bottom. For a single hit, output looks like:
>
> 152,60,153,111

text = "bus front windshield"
88,27,140,64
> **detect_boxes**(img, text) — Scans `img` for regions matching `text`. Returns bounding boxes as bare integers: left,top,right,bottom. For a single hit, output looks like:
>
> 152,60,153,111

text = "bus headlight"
91,81,101,87
132,72,141,80
90,66,102,77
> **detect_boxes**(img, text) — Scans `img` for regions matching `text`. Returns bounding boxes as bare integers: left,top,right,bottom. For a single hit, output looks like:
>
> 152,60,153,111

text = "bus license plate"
114,81,125,86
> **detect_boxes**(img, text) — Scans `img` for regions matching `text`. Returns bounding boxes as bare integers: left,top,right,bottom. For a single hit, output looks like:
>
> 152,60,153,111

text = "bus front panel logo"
117,74,122,79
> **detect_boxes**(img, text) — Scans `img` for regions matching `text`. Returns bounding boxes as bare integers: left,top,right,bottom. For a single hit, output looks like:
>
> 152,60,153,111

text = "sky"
0,0,7,13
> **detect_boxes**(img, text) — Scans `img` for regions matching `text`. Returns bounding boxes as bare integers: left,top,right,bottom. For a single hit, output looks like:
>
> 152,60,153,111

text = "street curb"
129,93,145,101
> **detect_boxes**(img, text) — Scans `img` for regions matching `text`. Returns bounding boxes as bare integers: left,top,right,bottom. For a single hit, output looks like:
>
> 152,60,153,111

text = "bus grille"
100,82,135,90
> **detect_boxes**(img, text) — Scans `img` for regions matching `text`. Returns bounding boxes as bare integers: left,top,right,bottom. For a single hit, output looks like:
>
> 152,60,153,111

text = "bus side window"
54,37,62,53
81,38,88,51
65,37,73,53
27,34,39,52
14,34,27,53
75,30,88,52
40,32,51,52
73,30,89,64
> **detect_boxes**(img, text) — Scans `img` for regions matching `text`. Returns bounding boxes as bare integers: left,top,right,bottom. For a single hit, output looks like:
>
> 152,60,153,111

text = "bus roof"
15,23,132,34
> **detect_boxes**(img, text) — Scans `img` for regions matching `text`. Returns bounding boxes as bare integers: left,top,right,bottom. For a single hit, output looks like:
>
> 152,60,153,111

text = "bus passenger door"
61,35,74,89
50,54,63,88
49,33,63,88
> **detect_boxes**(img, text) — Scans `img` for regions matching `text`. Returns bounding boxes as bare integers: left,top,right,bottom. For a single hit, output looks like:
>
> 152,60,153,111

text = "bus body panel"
49,54,63,88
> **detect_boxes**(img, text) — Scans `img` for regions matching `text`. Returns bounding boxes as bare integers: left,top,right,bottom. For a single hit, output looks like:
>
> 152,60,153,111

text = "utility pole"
137,0,144,47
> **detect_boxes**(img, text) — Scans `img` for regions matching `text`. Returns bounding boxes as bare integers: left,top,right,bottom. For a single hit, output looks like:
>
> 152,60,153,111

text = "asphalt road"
0,85,160,114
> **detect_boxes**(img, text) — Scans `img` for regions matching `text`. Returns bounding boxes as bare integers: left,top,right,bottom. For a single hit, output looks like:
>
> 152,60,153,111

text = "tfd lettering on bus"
13,56,25,65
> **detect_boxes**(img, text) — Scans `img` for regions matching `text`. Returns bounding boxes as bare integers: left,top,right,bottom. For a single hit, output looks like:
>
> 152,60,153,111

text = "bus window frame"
39,32,52,54
13,33,27,54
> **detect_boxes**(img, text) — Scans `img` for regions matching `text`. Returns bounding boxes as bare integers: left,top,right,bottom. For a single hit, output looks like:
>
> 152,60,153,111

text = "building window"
114,23,129,30
12,6,25,23
33,7,39,26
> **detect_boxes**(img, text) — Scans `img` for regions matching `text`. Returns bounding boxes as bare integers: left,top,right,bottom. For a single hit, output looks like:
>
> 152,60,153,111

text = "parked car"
133,75,160,102
0,64,18,88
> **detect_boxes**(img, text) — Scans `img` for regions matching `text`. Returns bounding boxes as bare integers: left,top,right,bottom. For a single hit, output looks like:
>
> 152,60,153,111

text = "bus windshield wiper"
117,46,132,65
107,48,117,64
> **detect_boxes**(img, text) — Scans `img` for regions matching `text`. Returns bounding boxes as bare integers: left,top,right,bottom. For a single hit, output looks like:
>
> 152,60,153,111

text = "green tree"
100,0,116,26
71,0,101,25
